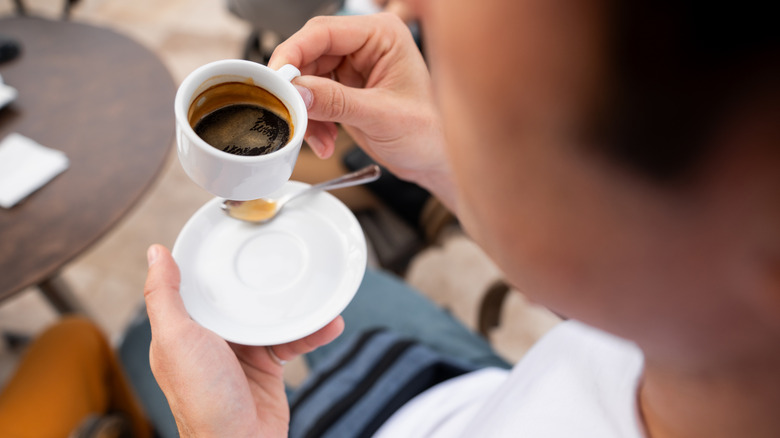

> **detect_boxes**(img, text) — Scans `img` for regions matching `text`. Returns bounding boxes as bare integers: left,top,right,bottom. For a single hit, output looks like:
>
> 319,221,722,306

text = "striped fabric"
289,329,479,438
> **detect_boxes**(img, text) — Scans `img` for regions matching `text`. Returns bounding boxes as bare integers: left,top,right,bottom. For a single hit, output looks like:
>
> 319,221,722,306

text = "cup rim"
174,59,307,163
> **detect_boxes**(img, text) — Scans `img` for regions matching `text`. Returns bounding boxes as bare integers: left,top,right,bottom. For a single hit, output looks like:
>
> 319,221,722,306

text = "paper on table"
343,0,382,15
0,74,18,109
0,133,69,208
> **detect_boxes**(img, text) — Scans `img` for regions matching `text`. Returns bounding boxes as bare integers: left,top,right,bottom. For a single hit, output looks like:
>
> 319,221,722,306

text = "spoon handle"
311,164,381,192
282,164,382,205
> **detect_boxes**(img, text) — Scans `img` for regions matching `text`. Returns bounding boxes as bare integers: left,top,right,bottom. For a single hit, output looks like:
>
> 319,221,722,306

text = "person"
143,2,780,437
0,317,152,438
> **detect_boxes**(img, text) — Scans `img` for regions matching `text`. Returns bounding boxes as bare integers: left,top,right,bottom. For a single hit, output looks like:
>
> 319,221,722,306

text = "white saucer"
172,181,367,345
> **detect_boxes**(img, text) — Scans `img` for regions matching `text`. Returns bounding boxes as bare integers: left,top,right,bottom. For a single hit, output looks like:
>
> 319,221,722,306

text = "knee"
40,316,109,357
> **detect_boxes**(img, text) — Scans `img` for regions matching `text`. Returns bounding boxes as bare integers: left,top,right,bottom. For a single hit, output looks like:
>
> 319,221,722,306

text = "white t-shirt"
374,321,646,437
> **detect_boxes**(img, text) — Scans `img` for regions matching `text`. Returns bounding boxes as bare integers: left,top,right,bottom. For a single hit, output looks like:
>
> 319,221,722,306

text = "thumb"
144,244,189,333
293,75,374,127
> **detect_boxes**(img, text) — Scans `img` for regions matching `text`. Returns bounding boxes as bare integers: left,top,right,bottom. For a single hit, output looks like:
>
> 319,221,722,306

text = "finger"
269,15,373,70
294,75,380,127
144,245,188,335
269,14,405,74
271,316,345,361
325,119,340,143
229,317,344,371
333,58,369,89
304,120,338,159
296,55,346,78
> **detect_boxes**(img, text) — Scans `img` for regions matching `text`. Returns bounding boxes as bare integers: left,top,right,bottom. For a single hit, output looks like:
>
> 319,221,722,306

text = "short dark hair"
594,1,779,184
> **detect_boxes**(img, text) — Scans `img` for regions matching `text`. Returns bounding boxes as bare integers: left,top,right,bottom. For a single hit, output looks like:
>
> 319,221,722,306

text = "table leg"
37,275,87,315
13,0,26,15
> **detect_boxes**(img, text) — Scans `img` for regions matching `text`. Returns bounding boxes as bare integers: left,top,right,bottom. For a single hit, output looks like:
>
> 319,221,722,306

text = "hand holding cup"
269,13,457,210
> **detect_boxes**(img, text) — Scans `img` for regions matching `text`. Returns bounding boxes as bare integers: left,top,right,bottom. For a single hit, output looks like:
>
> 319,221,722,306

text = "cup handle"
276,64,301,82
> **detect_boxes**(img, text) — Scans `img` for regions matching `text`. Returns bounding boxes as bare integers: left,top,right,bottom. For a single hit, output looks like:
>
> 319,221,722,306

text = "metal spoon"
221,164,381,223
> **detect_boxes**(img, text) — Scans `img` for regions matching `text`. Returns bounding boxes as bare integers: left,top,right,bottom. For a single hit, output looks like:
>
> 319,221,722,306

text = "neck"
639,352,780,438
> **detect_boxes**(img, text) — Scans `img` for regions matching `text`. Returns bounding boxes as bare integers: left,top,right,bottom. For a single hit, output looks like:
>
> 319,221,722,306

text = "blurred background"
0,0,559,387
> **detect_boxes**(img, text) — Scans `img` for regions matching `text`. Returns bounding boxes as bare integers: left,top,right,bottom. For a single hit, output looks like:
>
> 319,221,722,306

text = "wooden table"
0,16,175,312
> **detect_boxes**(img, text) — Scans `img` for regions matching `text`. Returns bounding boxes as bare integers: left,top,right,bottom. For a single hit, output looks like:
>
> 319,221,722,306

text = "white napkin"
343,0,382,15
0,74,18,109
0,133,69,208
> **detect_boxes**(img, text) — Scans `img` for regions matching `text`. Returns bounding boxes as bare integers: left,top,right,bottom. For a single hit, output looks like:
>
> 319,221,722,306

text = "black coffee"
194,104,291,156
188,81,294,157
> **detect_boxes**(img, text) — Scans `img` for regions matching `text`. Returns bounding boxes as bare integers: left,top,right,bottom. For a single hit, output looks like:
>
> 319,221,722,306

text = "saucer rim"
171,181,367,346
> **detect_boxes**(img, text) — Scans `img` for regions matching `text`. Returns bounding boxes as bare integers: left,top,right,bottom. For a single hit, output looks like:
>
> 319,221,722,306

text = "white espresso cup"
175,60,308,200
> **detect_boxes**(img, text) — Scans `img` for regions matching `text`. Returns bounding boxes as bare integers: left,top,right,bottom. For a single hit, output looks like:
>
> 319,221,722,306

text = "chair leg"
13,0,26,15
62,0,80,19
37,274,88,315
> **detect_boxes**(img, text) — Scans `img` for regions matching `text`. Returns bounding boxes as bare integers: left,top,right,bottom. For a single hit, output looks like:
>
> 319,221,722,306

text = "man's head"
413,0,780,363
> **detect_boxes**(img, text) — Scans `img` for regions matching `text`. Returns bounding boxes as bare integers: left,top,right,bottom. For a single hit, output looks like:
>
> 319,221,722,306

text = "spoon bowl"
222,164,381,223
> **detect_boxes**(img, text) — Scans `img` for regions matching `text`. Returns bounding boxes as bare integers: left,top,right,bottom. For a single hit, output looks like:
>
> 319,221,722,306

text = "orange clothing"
0,317,151,438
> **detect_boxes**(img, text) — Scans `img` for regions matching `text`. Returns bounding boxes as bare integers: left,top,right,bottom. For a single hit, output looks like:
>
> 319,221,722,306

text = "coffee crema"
188,81,294,157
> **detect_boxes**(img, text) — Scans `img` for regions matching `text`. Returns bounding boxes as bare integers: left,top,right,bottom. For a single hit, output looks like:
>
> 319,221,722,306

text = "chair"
225,0,345,63
12,0,81,19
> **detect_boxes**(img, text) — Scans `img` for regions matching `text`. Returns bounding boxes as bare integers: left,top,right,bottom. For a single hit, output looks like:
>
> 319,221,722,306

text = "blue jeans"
304,269,509,371
119,269,508,438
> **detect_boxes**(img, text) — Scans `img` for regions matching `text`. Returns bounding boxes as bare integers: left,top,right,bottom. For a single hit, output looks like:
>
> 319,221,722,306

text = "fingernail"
294,84,313,109
306,136,325,158
147,245,160,268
